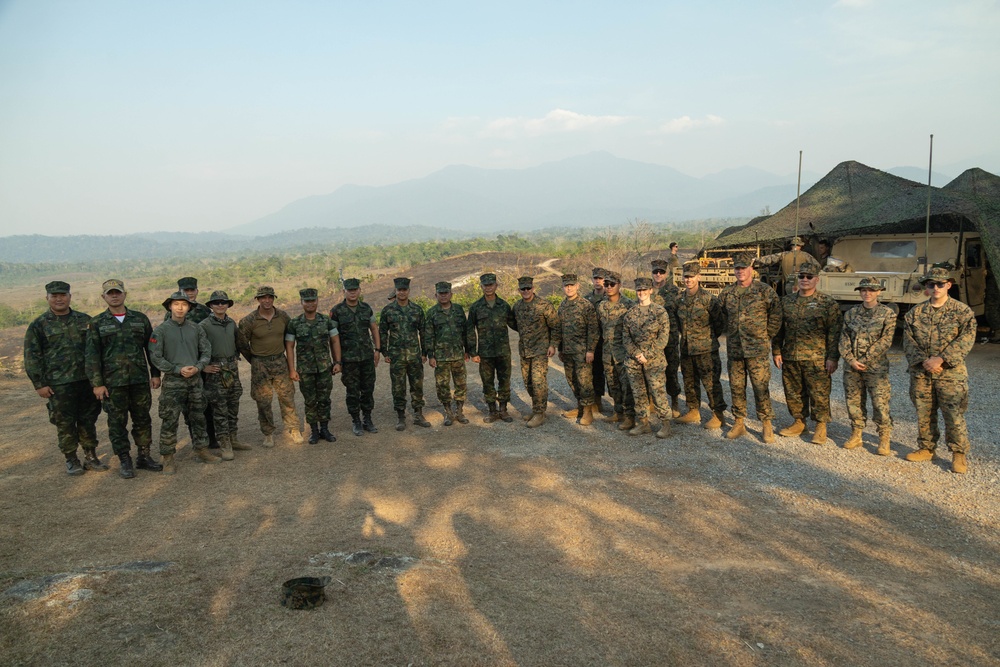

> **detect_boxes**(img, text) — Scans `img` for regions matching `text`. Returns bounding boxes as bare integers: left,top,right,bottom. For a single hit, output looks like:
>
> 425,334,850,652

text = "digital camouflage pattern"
585,289,606,398
840,303,897,431
622,303,671,420
718,280,782,359
510,298,560,359
903,297,977,453
557,296,598,355
654,284,683,398
157,374,209,455
519,357,550,414
596,295,636,415
676,285,726,414
773,291,842,423
728,357,774,421
380,301,426,412
424,303,469,407
202,358,243,441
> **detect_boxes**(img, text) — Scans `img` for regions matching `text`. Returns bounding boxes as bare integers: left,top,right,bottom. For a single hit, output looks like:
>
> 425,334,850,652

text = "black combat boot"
308,423,320,444
118,452,136,479
498,402,514,423
135,446,163,472
455,401,469,424
395,409,407,432
65,454,85,476
319,421,336,442
413,409,430,427
362,411,378,433
82,449,109,471
443,406,454,426
351,413,364,436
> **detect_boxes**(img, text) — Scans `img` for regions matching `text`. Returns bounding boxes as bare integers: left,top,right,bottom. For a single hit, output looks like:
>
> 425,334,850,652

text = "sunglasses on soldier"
797,273,817,280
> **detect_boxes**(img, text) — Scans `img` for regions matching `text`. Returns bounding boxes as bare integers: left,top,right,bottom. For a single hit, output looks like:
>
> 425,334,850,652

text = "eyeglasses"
926,282,949,289
797,273,817,280
604,281,618,287
652,269,666,275
518,286,533,291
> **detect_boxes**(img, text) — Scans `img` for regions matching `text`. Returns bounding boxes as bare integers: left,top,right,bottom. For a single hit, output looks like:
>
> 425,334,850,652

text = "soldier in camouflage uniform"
150,292,219,474
86,279,162,478
200,290,250,459
330,278,381,436
166,277,217,447
718,253,783,442
510,275,561,428
622,277,672,438
652,259,682,417
595,271,636,429
380,277,430,431
754,237,817,296
24,281,102,476
466,273,514,423
773,261,842,445
557,274,599,426
585,268,608,413
424,281,470,426
674,263,727,430
902,267,977,474
286,288,341,444
839,277,897,455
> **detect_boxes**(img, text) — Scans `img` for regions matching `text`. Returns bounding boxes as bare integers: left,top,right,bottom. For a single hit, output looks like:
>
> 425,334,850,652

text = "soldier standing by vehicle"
718,253,783,442
557,274,599,426
754,237,816,295
380,278,430,431
585,268,608,413
622,277,672,439
238,286,302,447
772,261,842,445
200,290,249,459
286,288,341,444
424,281,470,426
652,259,682,417
330,278,381,436
674,263,727,430
86,279,162,478
595,271,636,429
466,273,514,423
902,267,977,474
24,281,102,476
150,292,218,474
839,277,897,455
510,275,560,428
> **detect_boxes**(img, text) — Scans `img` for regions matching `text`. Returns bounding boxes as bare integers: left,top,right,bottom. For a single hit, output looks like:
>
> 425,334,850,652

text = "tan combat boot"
811,422,827,445
230,431,252,451
618,415,635,431
526,412,546,428
843,428,863,450
877,431,891,456
522,412,533,421
196,448,222,464
219,435,235,461
779,419,806,437
287,428,304,444
601,411,621,423
905,449,935,462
677,409,701,424
579,405,594,426
704,412,724,430
952,452,968,474
563,406,580,418
655,421,671,439
628,418,651,436
162,454,176,475
261,433,275,448
762,420,775,443
726,418,746,440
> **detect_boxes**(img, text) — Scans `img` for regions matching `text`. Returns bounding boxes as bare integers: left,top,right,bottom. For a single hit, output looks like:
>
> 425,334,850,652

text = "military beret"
177,277,198,290
299,288,319,300
682,262,701,277
732,253,754,269
650,259,669,271
854,277,885,292
255,286,277,299
435,281,452,293
634,277,654,290
918,267,953,285
592,267,608,280
393,277,411,290
45,280,71,294
162,291,194,310
517,276,534,288
102,279,125,294
207,290,234,306
343,278,361,290
605,271,621,284
561,274,579,285
479,273,497,285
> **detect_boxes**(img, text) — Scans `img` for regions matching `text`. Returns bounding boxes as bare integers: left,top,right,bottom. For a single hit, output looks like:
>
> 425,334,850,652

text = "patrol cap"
102,279,125,294
592,267,608,280
682,262,701,277
797,261,821,275
162,291,193,310
517,276,534,289
435,281,452,293
918,267,953,285
634,277,654,290
790,237,804,246
207,290,234,306
732,253,754,269
479,273,497,285
299,288,319,301
343,278,361,290
45,280,71,294
255,286,277,299
854,277,885,292
604,271,621,284
177,277,198,290
561,274,579,285
650,259,669,271
393,277,411,290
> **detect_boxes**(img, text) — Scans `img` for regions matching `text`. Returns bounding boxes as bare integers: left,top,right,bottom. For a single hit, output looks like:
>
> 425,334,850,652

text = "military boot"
195,448,222,464
601,410,622,423
395,409,407,431
135,446,163,471
218,435,235,461
351,413,364,437
628,418,651,436
287,428,304,444
65,454,85,476
762,420,775,444
413,409,431,427
455,401,469,424
618,415,636,431
443,406,454,426
498,402,514,423
230,431,252,451
117,452,136,479
877,430,891,456
362,412,378,433
670,396,681,418
318,421,335,442
655,420,671,439
952,452,968,474
704,411,724,430
779,419,806,437
579,405,594,426
262,434,275,448
843,428,864,450
563,405,580,418
905,448,935,462
83,449,109,472
811,422,827,445
308,423,321,444
726,418,746,440
483,402,500,424
526,411,546,428
162,453,176,475
677,409,701,424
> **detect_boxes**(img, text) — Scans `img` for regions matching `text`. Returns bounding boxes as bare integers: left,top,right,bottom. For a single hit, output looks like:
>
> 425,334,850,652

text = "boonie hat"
207,290,234,306
791,237,804,246
854,277,885,292
918,267,953,285
162,291,193,310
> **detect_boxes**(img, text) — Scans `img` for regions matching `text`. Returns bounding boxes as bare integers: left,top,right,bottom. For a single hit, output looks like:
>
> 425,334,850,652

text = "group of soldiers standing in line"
23,239,978,478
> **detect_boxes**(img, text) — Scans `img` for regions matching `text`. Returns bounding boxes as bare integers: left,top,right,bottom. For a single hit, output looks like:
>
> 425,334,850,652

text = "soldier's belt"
253,353,285,362
211,356,239,363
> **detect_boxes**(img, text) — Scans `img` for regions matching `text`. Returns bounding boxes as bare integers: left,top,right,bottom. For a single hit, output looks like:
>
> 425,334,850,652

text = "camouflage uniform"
558,293,599,408
24,304,101,457
238,303,297,437
596,293,636,417
840,302,897,432
511,290,561,414
623,302,672,421
676,286,726,415
330,298,378,417
86,306,159,456
379,299,427,411
286,312,337,423
200,310,246,444
654,283,683,401
466,293,513,404
773,290,842,424
903,295,977,454
755,246,817,295
149,316,211,456
718,279,782,420
424,301,469,406
585,286,606,401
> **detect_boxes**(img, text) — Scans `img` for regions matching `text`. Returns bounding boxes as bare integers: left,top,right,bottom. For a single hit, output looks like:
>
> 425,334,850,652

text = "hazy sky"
1,0,997,236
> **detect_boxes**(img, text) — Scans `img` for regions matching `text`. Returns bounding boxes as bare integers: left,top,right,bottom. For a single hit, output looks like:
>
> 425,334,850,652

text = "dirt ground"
2,330,1000,667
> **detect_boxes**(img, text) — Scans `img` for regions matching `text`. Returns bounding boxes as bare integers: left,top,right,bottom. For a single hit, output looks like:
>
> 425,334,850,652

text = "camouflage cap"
207,290,234,306
918,267,953,285
592,267,608,280
790,237,804,246
797,261,822,274
732,253,754,269
561,274,579,285
299,288,319,300
682,262,701,277
650,259,669,271
435,281,452,293
854,277,885,292
605,271,622,284
393,277,411,290
102,278,125,294
517,276,534,288
255,286,277,299
45,280,71,294
162,291,193,310
634,277,654,290
479,273,497,285
343,278,361,290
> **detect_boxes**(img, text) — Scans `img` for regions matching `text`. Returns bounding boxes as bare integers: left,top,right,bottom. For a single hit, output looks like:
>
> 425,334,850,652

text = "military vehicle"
679,247,762,295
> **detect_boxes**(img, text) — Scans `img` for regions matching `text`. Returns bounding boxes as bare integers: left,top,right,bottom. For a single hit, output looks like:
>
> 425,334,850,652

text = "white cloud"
655,114,725,134
482,109,631,138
